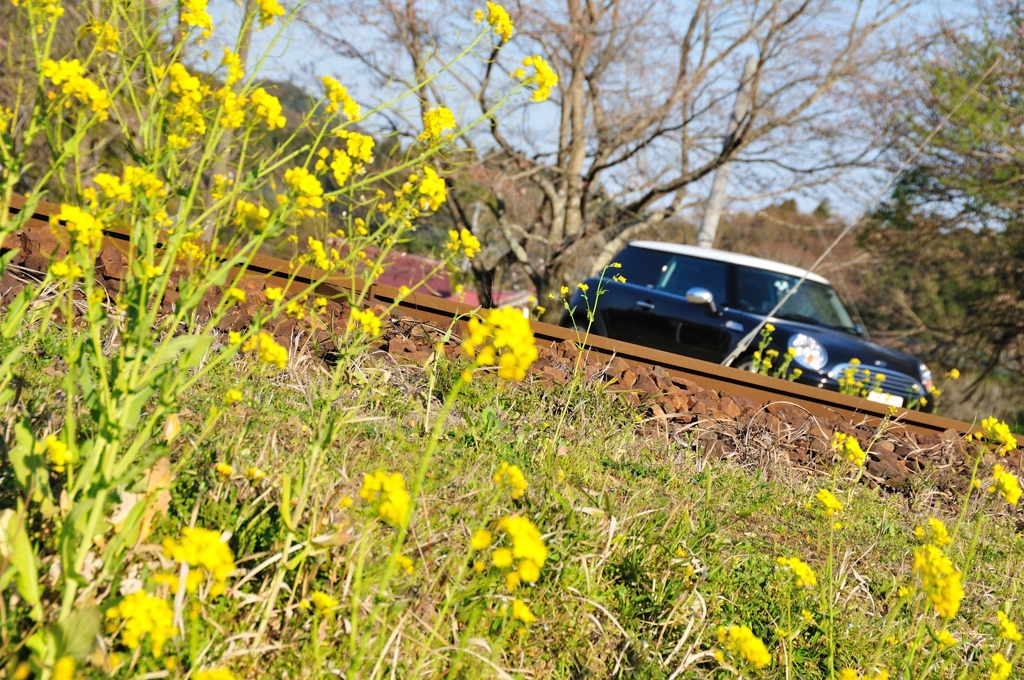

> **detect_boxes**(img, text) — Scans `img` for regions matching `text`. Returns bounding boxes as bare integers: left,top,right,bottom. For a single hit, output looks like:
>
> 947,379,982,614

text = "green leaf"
1,286,33,339
54,607,101,660
122,386,156,432
2,503,42,620
8,419,40,491
179,334,214,370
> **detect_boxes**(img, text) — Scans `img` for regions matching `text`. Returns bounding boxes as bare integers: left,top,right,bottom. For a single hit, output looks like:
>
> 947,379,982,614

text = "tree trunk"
695,55,757,249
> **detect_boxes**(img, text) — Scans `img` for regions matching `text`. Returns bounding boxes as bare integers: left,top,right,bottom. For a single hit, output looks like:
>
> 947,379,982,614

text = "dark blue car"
560,241,936,410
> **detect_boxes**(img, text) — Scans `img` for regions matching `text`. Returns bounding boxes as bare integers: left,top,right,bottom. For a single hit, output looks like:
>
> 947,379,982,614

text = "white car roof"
628,241,832,285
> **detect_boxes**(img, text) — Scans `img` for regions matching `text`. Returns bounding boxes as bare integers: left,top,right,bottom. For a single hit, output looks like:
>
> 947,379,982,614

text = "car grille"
824,363,923,399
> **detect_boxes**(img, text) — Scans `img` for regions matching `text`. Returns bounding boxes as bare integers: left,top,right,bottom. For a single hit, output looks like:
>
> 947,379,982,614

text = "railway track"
3,194,1007,442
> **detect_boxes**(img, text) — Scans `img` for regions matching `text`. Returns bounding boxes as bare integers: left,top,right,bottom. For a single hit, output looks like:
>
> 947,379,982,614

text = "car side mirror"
685,287,719,315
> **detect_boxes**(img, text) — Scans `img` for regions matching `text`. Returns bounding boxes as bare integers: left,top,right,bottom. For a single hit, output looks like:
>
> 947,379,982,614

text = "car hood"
769,318,923,378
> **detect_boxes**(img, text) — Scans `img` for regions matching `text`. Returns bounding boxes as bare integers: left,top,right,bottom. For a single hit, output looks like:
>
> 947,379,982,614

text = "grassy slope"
10,331,1024,678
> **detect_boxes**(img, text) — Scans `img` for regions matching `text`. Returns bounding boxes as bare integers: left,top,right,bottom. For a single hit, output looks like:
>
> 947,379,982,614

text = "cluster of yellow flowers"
517,56,558,103
37,434,73,472
42,58,112,121
305,236,341,271
446,228,481,259
234,199,270,231
242,331,288,369
339,130,375,163
162,527,236,597
180,0,213,39
417,168,448,211
257,0,285,28
105,590,176,657
87,21,119,53
196,670,237,680
837,669,888,680
914,517,951,547
997,610,1022,641
716,624,772,669
251,87,287,130
347,308,382,338
164,63,208,148
49,257,83,280
359,470,410,527
283,167,325,217
222,48,244,86
301,591,339,612
462,307,538,381
980,416,1018,456
989,464,1021,505
321,75,361,120
913,542,964,619
419,106,457,141
493,461,528,499
55,204,103,249
776,556,816,588
815,488,843,517
991,653,1012,680
12,0,64,23
470,518,546,594
831,431,866,467
94,167,166,205
474,1,514,42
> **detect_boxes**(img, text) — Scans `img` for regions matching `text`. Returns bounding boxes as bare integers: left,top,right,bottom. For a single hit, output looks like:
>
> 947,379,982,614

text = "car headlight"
919,363,933,391
788,333,828,371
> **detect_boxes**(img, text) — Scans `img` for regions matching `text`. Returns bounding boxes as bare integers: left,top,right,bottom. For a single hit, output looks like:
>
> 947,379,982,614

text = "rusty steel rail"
4,194,1005,441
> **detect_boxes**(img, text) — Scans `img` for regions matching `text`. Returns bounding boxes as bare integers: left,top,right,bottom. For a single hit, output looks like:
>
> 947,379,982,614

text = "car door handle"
635,300,655,311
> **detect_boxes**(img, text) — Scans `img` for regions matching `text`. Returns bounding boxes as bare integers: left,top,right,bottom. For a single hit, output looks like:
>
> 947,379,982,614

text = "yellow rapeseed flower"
815,489,843,516
498,515,547,582
471,529,493,550
915,518,951,547
776,556,816,588
519,56,558,102
990,653,1012,680
447,228,481,259
163,527,236,595
936,629,957,649
52,657,75,680
997,610,1022,641
913,543,964,619
396,554,415,575
462,307,538,380
831,431,866,467
256,0,285,28
56,204,103,249
215,462,234,477
474,1,513,42
980,417,1018,456
419,106,457,141
492,548,513,568
250,87,287,130
493,461,528,498
196,670,236,680
242,332,288,369
989,464,1022,505
359,470,410,527
347,308,382,337
309,591,338,611
180,0,213,39
511,599,536,624
105,590,176,657
321,76,361,120
717,624,772,669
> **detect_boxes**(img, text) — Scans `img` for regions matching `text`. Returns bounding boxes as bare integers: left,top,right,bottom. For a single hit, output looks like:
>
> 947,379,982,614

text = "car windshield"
733,265,858,333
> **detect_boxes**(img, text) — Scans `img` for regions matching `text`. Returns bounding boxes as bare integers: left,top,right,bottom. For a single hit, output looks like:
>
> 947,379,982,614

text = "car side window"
611,247,674,288
656,255,728,303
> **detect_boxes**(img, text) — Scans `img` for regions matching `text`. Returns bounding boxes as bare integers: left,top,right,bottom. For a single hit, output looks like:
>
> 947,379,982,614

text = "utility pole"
696,55,757,249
